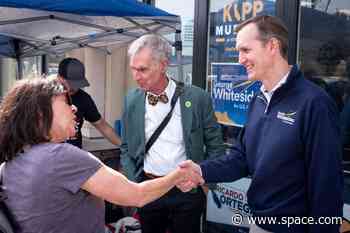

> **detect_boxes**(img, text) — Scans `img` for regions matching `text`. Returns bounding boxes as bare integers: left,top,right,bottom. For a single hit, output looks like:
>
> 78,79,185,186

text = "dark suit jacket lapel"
180,88,192,140
133,90,146,149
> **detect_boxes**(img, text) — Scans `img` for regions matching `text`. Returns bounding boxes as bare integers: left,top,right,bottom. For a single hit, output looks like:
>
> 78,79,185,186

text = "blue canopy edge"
0,0,176,17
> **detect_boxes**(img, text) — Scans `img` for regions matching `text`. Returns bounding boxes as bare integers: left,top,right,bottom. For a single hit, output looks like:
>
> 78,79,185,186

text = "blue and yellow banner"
211,63,261,127
209,0,276,60
208,0,276,126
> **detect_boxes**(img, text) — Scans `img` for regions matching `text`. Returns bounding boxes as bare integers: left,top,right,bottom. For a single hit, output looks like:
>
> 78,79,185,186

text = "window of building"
207,0,277,145
46,54,65,76
21,56,42,79
298,0,350,227
0,55,45,100
205,2,277,232
0,57,17,99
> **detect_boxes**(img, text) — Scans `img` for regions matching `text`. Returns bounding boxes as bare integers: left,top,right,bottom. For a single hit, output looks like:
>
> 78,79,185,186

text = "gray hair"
128,34,172,63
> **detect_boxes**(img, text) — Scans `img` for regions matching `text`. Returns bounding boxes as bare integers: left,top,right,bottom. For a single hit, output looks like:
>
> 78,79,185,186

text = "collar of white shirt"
147,78,175,101
260,71,290,104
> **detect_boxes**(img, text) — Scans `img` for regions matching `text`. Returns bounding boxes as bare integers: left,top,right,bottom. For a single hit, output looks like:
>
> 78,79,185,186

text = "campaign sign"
211,63,261,127
207,178,252,232
209,0,276,61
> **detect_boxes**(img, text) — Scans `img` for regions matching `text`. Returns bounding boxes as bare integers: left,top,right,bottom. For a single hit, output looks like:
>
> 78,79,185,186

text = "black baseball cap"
58,58,90,90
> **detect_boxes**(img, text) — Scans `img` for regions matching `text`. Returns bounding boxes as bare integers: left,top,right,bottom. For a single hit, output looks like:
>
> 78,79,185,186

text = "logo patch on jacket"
277,111,296,125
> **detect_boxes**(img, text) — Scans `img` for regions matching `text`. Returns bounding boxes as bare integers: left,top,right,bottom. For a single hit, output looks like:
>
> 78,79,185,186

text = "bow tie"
147,93,169,106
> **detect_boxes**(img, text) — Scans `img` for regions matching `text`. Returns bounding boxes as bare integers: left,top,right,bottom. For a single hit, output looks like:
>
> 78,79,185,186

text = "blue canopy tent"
0,0,183,78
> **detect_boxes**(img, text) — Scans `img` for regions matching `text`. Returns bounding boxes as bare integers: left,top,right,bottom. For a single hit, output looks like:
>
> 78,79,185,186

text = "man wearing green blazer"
120,34,224,233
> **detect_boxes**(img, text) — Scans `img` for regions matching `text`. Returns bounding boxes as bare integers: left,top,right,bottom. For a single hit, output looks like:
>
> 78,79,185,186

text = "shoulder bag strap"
144,82,184,155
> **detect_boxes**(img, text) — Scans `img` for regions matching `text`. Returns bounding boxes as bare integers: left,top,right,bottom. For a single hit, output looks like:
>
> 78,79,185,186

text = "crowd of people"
0,15,344,233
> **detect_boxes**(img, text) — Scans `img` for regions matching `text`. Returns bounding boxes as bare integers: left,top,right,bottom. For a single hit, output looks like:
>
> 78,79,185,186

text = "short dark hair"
0,77,66,162
236,15,289,59
58,57,90,90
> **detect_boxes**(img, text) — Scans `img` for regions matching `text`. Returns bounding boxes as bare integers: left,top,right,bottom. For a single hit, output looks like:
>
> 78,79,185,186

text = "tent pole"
175,29,183,83
0,32,48,43
53,16,114,31
0,16,51,26
16,57,22,80
123,17,152,33
42,55,47,75
49,30,140,47
13,39,22,79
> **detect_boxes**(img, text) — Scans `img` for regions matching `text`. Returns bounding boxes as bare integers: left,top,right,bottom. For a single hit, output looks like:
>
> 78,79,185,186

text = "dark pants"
139,173,206,233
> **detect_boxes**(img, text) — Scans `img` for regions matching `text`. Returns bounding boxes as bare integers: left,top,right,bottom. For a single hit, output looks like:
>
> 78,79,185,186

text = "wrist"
167,168,181,185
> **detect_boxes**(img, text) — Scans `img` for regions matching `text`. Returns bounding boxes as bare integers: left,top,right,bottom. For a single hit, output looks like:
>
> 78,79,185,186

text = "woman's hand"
173,161,205,192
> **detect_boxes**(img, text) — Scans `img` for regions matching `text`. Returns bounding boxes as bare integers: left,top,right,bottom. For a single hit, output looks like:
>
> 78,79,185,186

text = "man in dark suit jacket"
120,34,225,233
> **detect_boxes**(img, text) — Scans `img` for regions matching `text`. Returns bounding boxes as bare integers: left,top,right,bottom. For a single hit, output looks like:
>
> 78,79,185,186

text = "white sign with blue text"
207,178,252,230
211,63,261,127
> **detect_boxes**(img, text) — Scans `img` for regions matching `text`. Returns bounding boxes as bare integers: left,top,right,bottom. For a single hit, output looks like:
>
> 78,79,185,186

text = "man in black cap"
58,57,121,148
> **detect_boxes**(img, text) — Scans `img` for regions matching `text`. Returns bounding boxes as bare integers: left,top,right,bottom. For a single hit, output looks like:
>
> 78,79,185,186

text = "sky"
156,0,349,15
155,0,195,20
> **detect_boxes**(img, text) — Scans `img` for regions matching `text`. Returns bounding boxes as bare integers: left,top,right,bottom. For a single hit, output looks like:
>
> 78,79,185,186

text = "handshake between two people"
174,160,205,192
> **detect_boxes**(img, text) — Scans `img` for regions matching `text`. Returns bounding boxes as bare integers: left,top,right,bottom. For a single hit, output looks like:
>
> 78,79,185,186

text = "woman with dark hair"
0,77,197,233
